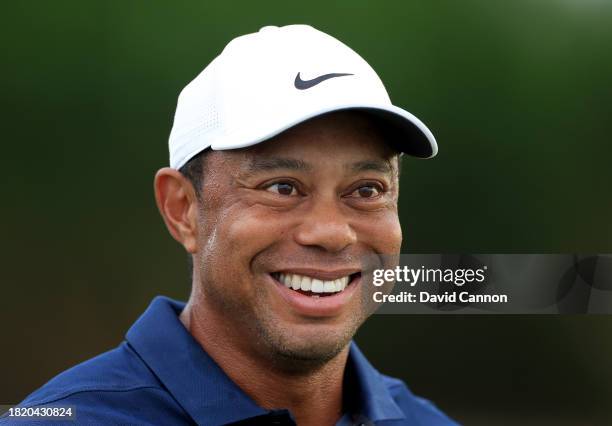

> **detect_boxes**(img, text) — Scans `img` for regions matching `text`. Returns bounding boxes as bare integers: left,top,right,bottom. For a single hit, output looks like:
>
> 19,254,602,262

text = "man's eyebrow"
245,157,313,173
346,159,394,174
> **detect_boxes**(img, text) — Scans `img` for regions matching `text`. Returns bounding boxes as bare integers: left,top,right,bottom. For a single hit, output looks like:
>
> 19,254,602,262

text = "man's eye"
349,185,381,198
266,182,298,196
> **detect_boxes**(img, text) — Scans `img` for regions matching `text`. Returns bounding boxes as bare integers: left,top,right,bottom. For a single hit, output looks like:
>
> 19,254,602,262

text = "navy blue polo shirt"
4,297,457,425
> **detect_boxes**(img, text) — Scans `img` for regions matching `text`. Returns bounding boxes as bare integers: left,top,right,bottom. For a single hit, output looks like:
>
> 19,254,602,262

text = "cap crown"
169,25,392,169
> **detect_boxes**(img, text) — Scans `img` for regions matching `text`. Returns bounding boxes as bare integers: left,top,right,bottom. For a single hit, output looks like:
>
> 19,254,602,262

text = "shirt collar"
126,296,405,425
345,342,406,422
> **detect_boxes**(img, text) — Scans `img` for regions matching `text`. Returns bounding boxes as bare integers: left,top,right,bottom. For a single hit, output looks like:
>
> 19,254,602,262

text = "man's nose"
293,197,357,253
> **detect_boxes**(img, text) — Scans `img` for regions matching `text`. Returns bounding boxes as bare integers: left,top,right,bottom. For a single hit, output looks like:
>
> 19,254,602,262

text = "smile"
271,272,358,297
269,270,362,317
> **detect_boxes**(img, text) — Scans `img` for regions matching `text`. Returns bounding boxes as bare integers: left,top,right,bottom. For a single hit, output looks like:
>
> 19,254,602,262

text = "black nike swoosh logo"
294,72,354,90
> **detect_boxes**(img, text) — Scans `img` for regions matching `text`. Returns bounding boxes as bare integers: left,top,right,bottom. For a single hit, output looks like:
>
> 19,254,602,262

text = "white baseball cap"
168,24,437,170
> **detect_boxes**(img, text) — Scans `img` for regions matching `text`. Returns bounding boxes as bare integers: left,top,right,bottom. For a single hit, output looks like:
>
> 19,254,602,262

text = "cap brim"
209,102,437,159
345,104,437,158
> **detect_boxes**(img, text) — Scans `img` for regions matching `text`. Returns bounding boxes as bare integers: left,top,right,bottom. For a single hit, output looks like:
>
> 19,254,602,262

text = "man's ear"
154,168,199,253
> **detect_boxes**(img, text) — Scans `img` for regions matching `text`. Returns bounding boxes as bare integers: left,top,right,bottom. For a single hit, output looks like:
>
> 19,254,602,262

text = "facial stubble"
196,250,368,373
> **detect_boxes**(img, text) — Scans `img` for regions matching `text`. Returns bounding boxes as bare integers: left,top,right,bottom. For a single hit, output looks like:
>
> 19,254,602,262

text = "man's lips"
272,267,361,281
271,270,360,296
268,270,362,317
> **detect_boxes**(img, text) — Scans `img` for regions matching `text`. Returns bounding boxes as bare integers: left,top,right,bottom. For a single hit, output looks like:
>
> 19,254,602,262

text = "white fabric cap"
168,24,437,170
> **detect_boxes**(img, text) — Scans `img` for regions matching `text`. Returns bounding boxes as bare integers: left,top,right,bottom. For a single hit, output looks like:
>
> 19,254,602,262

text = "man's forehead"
243,156,394,175
204,111,400,179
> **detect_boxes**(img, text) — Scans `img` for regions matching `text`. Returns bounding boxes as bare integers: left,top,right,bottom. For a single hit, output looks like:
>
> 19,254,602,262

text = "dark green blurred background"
2,1,611,424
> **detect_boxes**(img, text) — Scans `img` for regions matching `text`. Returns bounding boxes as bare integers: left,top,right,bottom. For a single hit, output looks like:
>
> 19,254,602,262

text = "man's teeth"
276,273,350,293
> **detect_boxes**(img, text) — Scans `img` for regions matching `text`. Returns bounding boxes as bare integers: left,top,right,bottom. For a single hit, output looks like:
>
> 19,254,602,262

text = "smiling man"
5,25,457,425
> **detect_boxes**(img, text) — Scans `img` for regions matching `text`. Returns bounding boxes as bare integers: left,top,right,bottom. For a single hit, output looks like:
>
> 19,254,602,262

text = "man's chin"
270,340,348,371
254,322,356,370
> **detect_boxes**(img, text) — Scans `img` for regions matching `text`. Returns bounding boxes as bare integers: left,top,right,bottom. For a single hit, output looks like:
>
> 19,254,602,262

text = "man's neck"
180,301,349,426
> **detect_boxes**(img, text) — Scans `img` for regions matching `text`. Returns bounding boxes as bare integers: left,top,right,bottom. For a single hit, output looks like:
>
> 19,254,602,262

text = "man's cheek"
357,214,402,252
386,220,403,252
224,209,288,253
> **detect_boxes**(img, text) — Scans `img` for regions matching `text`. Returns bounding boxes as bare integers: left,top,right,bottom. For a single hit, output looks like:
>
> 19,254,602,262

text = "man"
4,25,456,425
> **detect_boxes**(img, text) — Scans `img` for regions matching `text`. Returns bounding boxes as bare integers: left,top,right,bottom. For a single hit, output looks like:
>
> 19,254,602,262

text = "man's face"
194,111,402,365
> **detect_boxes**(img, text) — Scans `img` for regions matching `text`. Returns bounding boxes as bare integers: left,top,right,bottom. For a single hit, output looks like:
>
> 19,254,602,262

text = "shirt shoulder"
1,342,190,425
382,374,460,426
